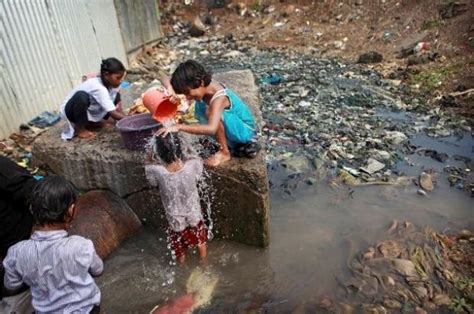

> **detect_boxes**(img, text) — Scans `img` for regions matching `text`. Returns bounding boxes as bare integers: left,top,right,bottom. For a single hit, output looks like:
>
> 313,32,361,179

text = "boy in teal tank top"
156,60,259,166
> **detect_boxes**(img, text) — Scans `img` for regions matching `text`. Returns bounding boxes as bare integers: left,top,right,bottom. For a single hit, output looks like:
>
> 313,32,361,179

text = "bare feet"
205,151,231,167
76,129,96,139
88,119,115,129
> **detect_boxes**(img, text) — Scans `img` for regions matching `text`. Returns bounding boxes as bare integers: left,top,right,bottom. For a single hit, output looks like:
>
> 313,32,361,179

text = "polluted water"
98,38,472,311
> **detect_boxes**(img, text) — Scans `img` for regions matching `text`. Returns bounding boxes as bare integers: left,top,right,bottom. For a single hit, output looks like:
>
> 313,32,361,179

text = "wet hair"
170,60,212,94
152,133,184,165
30,175,78,226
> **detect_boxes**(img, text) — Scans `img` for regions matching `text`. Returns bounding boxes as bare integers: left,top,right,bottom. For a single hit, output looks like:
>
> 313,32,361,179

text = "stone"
407,52,438,66
392,259,417,277
333,41,345,49
417,189,427,196
362,305,387,314
371,150,391,161
223,50,243,58
382,275,396,286
318,297,332,309
281,156,311,175
33,70,270,247
413,285,428,299
415,307,427,314
68,190,141,259
432,294,450,306
419,172,434,191
383,300,402,310
202,13,218,25
384,131,407,144
423,302,437,311
189,16,206,37
458,229,473,239
377,240,403,258
357,51,383,64
338,302,354,314
360,158,385,175
363,247,375,259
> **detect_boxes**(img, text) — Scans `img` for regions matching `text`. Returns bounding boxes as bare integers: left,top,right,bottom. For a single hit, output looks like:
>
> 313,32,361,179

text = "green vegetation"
421,20,443,31
411,63,465,91
250,1,264,13
448,297,473,313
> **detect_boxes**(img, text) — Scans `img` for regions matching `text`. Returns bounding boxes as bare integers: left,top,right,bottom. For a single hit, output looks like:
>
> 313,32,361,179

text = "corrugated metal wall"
0,0,128,139
114,0,162,54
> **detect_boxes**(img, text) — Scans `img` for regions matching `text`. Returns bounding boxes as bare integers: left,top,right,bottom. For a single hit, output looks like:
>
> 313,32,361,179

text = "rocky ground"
325,223,474,313
159,0,474,116
125,1,473,311
126,4,473,198
0,1,472,312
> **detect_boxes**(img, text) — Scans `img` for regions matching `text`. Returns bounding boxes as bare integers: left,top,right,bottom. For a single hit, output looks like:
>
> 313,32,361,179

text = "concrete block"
33,70,269,247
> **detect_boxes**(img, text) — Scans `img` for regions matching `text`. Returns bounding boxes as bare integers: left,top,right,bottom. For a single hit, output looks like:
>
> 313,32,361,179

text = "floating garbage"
260,73,283,85
334,222,474,313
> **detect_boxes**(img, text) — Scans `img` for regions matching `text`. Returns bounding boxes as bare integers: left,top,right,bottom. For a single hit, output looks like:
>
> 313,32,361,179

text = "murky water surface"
97,129,473,312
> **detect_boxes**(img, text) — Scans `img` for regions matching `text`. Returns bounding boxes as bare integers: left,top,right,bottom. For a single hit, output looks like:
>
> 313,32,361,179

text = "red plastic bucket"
142,90,177,122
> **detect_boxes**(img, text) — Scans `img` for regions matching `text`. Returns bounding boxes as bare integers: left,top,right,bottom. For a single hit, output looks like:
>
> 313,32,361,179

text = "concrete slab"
33,70,269,247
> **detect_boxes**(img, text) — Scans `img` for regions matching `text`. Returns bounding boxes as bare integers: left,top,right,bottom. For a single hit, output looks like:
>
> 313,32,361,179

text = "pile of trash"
126,28,473,196
0,111,60,171
320,222,474,313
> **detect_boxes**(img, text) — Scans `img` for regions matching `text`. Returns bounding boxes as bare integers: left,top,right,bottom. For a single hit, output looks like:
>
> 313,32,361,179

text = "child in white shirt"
60,57,127,140
3,176,103,313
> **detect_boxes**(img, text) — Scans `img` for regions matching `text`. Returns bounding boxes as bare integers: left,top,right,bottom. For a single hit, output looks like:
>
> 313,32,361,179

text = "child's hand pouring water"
155,125,180,137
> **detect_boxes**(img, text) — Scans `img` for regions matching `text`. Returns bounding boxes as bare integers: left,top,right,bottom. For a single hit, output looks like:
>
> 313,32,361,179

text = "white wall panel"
0,0,128,139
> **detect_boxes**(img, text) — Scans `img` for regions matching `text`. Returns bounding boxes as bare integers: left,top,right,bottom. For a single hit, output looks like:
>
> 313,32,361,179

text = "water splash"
199,167,216,241
145,124,216,255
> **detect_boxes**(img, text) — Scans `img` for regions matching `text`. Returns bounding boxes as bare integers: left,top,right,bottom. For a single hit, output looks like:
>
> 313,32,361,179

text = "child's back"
2,175,103,313
145,158,203,232
145,134,208,264
4,232,102,313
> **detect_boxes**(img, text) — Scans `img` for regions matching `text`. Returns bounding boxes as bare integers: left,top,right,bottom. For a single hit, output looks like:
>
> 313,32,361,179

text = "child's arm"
78,239,104,277
89,250,104,277
156,98,227,137
96,88,127,120
2,251,26,294
109,109,126,120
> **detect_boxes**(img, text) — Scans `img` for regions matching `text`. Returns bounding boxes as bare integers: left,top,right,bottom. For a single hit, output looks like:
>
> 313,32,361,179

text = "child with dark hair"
60,57,127,140
157,60,260,166
3,176,103,313
145,134,208,264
